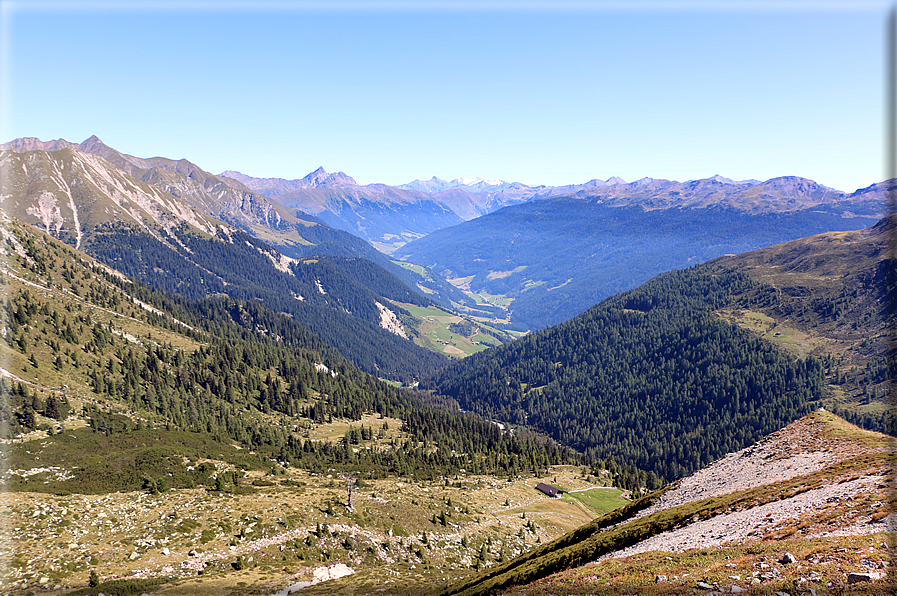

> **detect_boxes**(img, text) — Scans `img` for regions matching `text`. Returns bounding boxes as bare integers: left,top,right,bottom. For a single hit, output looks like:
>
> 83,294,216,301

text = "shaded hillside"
0,146,447,380
422,266,825,480
397,181,887,330
83,221,448,383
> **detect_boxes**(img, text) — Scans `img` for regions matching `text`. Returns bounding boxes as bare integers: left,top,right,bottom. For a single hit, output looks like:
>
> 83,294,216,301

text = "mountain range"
1,134,893,595
397,177,888,330
0,136,469,310
0,141,456,381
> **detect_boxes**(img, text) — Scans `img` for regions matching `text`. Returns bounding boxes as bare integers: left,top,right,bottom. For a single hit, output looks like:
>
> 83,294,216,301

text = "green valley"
395,303,509,358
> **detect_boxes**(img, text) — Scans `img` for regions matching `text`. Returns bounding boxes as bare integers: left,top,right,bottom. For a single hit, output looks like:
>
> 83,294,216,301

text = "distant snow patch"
316,280,326,295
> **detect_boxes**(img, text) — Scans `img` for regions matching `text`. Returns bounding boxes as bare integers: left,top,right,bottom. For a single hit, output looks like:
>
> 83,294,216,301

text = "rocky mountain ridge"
0,145,452,380
441,410,893,596
222,159,888,254
2,136,472,306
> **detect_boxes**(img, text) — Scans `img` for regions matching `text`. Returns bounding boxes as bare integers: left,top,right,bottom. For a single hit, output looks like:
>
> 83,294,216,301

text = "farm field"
395,303,506,358
564,488,630,516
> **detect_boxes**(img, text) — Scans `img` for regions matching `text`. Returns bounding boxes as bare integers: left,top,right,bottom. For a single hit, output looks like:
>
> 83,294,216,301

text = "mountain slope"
1,135,303,238
709,214,895,431
440,410,892,596
423,214,894,478
422,265,826,481
0,145,223,249
222,169,465,252
0,215,604,593
1,136,471,308
0,145,448,380
0,212,580,479
397,179,887,330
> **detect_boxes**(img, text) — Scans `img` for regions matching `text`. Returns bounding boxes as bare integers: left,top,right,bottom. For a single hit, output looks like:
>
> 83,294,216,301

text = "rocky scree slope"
440,410,893,596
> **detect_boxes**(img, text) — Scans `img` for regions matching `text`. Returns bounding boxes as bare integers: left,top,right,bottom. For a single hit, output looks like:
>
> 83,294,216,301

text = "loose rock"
848,571,883,584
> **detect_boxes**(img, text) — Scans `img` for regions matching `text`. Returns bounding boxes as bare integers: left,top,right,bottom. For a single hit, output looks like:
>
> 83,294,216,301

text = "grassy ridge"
442,454,888,596
441,413,890,596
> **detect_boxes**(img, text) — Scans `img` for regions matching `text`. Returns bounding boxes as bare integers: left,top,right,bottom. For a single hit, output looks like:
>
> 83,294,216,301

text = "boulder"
780,552,796,564
848,572,883,584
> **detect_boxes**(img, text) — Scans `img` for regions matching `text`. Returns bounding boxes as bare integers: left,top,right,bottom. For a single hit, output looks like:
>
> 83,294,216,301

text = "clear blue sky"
0,1,890,192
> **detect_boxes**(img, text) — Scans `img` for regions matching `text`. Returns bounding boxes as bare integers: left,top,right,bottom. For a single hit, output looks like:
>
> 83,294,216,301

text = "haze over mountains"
1,135,893,595
2,135,889,337
397,177,887,329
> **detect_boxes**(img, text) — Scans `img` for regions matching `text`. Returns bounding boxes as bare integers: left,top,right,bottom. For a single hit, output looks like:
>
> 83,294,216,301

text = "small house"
535,482,563,498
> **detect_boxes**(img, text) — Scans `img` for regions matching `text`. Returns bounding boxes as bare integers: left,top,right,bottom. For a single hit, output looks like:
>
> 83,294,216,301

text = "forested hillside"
422,266,826,481
0,215,591,492
708,213,896,434
398,191,885,330
0,145,454,381
87,223,447,382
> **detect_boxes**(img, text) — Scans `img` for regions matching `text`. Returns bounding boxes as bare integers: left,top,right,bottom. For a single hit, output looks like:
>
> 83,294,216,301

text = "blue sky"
0,1,890,192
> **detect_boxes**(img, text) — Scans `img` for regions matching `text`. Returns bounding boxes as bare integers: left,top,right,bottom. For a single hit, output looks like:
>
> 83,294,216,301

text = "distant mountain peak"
704,174,762,186
300,167,357,188
399,176,516,193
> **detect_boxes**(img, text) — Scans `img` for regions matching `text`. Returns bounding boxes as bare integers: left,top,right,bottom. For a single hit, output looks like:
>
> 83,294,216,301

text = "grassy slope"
710,214,894,422
438,411,892,596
